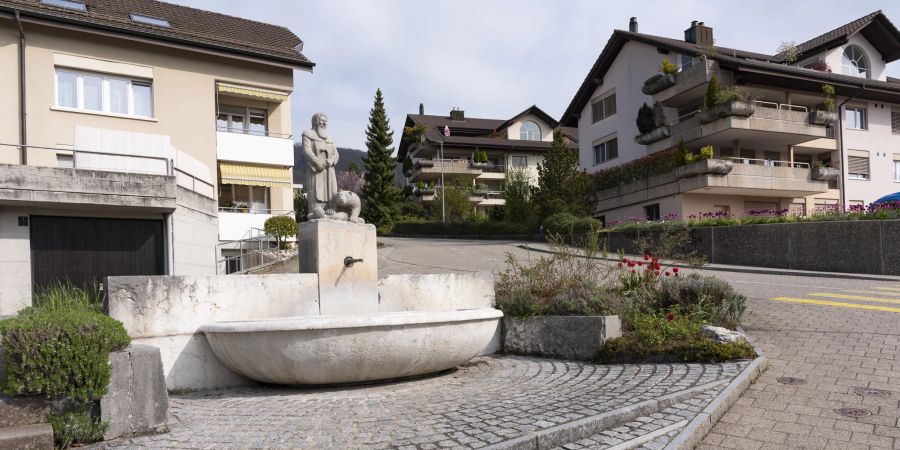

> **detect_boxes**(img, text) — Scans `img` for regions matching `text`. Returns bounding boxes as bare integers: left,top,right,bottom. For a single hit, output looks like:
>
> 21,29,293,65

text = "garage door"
30,216,165,294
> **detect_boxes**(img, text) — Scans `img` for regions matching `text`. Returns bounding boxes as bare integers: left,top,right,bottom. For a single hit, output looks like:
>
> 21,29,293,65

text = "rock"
503,315,622,360
701,325,747,344
100,345,169,440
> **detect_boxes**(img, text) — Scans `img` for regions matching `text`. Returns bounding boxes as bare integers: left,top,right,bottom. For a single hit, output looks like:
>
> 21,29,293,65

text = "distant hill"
292,143,405,186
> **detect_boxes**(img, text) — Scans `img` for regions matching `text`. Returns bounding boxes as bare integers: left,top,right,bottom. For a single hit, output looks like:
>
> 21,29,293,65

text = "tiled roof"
0,0,313,68
793,11,880,56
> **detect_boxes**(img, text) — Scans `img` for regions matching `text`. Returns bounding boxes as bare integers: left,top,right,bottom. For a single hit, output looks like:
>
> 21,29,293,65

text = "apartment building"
561,12,900,223
0,0,312,314
397,106,576,215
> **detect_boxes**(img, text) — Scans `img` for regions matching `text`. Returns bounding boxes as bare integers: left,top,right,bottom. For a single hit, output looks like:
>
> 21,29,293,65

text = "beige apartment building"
561,13,900,224
0,0,312,314
397,106,576,215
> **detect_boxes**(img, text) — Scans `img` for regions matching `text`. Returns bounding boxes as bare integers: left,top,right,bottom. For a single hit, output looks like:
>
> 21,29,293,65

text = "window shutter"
848,156,869,175
892,111,900,135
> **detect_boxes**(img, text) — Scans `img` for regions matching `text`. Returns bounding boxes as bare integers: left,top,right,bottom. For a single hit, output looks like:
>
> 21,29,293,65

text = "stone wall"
106,274,319,391
603,220,900,275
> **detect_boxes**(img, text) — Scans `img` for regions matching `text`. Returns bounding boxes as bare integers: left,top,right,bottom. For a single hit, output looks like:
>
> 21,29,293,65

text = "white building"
560,13,900,223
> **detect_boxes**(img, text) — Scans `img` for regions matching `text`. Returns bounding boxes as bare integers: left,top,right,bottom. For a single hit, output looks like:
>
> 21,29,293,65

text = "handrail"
678,109,701,121
216,126,292,139
751,101,808,113
218,207,294,214
0,142,173,175
725,157,810,169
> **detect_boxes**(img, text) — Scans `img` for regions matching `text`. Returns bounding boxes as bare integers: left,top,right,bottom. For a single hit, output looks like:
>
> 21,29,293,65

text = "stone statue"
302,113,365,224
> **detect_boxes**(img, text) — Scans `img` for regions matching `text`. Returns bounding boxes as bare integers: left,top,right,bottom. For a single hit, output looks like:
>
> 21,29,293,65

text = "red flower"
665,271,671,276
637,261,643,267
628,261,636,267
666,312,675,321
672,267,679,273
631,269,636,274
643,254,650,260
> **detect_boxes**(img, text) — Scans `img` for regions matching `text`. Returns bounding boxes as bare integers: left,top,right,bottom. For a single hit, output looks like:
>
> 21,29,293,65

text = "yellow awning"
219,162,292,189
217,82,289,102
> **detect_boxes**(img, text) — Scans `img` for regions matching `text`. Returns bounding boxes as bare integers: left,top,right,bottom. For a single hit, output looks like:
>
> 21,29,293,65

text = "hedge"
389,220,534,236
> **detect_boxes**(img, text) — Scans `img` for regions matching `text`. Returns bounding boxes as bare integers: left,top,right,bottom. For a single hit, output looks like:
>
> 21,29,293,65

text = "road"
378,237,900,450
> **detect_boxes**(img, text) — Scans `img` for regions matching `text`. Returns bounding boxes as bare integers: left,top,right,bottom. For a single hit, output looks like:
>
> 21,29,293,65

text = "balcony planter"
415,159,434,169
673,159,734,180
808,110,837,126
418,188,435,195
698,101,755,124
811,166,839,181
641,73,677,95
634,126,671,145
470,162,489,169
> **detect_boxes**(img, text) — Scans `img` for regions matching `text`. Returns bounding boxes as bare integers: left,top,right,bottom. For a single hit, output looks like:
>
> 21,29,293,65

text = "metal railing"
218,207,294,214
174,167,215,198
215,226,294,275
0,143,173,175
725,157,810,169
752,101,808,113
216,126,292,139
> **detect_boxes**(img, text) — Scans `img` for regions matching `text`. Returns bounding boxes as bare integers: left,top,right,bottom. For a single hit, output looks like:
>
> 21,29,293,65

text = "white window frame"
519,121,541,141
510,155,528,168
54,68,154,118
847,155,870,180
842,45,870,79
592,137,618,165
590,91,616,124
844,106,867,130
894,160,900,182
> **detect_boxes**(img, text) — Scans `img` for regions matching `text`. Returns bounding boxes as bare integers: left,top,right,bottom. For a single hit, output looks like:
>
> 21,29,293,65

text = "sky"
175,0,900,151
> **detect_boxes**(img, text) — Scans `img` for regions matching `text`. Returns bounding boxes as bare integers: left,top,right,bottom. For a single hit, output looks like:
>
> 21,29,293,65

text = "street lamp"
440,125,450,223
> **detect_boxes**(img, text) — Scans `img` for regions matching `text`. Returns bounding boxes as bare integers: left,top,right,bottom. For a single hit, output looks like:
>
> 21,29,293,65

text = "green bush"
50,410,108,449
661,59,678,75
650,275,747,328
1,303,130,402
635,103,656,134
389,219,533,236
542,212,576,235
264,215,297,248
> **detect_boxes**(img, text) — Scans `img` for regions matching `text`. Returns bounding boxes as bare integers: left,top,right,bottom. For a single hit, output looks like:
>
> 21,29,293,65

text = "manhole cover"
776,377,806,385
854,387,891,398
835,407,872,418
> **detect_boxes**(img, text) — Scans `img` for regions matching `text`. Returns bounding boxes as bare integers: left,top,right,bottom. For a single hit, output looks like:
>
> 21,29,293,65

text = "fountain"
198,113,503,385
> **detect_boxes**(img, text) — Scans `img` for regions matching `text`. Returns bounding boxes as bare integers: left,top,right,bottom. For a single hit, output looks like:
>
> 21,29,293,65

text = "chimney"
419,103,424,115
629,17,638,33
450,107,465,121
684,20,713,46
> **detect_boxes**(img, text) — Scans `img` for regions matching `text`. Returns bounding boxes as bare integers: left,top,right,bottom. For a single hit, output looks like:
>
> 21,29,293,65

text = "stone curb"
663,330,769,450
516,244,900,282
483,379,729,450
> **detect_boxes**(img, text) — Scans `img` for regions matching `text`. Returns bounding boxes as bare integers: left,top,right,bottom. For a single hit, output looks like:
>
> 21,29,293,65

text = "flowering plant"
617,253,678,293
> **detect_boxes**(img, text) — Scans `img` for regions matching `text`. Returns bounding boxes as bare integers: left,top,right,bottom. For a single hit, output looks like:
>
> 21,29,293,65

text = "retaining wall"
602,220,900,275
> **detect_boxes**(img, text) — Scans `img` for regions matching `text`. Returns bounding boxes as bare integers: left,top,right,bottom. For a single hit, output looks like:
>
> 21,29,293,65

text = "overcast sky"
176,0,900,151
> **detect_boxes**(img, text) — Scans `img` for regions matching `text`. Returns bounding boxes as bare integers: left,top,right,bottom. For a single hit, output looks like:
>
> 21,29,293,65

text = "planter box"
503,315,621,360
811,166,839,181
641,73,676,95
416,159,434,168
808,110,837,125
470,162,489,169
673,159,734,180
698,101,755,124
634,126,671,145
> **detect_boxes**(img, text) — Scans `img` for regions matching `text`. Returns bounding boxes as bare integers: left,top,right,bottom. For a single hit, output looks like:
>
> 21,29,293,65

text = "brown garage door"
30,216,165,294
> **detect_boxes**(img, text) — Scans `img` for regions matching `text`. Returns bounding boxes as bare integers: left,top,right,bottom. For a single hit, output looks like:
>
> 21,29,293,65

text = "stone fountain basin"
199,309,503,385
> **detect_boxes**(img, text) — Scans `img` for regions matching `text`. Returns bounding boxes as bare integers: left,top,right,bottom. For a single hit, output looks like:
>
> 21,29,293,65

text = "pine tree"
534,130,591,218
361,89,399,227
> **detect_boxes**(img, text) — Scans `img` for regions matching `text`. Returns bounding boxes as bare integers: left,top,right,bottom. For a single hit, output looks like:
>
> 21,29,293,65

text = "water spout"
343,256,364,267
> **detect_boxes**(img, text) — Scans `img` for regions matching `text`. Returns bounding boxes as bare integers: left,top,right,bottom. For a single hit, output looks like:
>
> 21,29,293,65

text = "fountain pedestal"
298,220,378,315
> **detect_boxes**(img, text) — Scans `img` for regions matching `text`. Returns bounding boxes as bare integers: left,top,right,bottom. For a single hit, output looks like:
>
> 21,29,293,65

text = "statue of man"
302,113,339,219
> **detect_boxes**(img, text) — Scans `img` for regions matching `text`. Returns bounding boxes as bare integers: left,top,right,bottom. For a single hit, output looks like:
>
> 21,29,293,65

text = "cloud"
175,0,900,151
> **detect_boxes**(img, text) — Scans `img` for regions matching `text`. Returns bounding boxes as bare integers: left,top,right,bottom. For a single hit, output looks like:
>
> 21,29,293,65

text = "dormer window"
520,121,541,141
130,14,171,28
842,45,869,78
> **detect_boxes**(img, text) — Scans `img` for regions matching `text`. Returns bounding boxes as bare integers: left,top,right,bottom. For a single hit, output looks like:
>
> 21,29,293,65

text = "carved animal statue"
333,190,364,223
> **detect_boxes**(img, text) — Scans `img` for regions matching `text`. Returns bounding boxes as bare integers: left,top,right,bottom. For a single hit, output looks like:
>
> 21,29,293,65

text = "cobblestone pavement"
701,287,900,450
96,356,746,449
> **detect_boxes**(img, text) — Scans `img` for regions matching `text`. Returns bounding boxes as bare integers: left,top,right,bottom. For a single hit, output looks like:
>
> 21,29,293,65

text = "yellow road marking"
810,293,900,305
770,297,900,314
842,289,900,297
873,287,900,292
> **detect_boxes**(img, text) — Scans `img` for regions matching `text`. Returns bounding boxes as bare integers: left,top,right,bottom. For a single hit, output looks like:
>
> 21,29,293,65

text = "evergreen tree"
534,130,591,218
361,89,399,227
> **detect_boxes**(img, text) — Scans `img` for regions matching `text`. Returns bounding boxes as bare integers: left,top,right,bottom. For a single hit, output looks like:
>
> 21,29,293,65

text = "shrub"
636,103,656,134
264,215,297,250
542,212,577,235
1,304,131,402
699,145,714,160
50,410,108,449
661,59,678,75
675,140,694,165
822,84,835,112
704,74,721,109
651,275,747,328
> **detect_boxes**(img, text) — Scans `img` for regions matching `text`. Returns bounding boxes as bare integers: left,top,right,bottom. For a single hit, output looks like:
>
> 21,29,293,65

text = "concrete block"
789,221,882,274
106,274,319,338
135,334,251,392
0,395,50,428
0,423,54,450
101,345,168,440
503,315,621,360
299,220,378,315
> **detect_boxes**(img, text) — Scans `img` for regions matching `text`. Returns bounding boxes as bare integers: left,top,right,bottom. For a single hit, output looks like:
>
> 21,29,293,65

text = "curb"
663,330,769,450
516,244,900,282
484,380,729,450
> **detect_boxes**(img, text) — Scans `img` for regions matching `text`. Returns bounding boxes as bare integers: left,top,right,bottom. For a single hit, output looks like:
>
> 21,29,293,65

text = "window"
894,160,900,182
848,155,870,180
218,184,271,213
591,92,616,123
892,110,900,135
130,14,171,28
55,68,154,118
842,45,870,79
511,156,528,167
41,0,86,11
592,137,618,165
217,105,268,135
519,121,541,141
644,204,661,221
845,107,867,130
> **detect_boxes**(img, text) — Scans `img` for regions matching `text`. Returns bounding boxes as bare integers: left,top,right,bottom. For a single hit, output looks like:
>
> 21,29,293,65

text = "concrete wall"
172,187,218,276
0,207,31,315
603,219,900,275
106,274,319,391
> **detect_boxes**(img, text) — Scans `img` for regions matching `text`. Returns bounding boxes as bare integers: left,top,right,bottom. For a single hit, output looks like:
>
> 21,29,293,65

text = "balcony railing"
216,126,292,139
0,142,173,175
725,157,810,169
218,207,294,214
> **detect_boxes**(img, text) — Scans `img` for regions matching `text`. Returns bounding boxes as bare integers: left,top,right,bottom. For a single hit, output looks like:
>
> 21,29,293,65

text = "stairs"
0,395,54,450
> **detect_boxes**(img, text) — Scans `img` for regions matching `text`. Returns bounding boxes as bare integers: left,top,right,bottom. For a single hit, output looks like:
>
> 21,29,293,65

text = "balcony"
410,158,483,181
645,58,734,107
216,129,294,166
646,101,833,154
596,158,829,213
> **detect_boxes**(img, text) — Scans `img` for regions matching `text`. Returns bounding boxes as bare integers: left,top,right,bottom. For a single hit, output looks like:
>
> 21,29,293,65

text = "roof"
397,109,574,160
0,0,313,68
560,11,900,126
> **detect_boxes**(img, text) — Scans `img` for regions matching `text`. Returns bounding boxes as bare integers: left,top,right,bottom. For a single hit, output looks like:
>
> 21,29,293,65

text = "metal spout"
343,256,364,267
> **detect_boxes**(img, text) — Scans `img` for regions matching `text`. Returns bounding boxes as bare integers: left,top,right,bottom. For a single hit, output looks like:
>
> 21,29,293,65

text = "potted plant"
641,59,678,95
471,148,489,167
634,103,670,145
809,84,837,125
698,74,754,124
673,142,733,179
811,160,839,181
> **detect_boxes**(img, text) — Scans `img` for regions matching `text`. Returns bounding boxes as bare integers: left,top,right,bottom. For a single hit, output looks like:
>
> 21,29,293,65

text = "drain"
776,377,807,385
835,407,872,418
854,387,891,398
